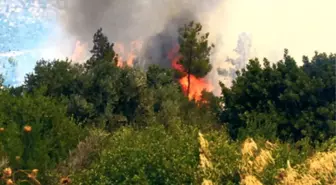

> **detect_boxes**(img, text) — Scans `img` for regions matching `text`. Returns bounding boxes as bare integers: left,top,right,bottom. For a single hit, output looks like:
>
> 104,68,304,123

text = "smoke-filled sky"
0,0,335,91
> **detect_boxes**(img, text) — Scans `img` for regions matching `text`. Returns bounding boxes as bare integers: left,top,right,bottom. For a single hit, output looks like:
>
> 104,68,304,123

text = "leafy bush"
0,88,84,180
203,129,241,184
73,124,201,185
44,128,110,185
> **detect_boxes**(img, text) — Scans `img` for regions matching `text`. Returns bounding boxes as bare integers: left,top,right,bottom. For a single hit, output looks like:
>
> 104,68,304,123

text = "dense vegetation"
0,22,335,185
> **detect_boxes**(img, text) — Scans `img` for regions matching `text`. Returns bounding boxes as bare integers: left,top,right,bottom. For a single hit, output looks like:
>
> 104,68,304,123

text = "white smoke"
202,0,336,94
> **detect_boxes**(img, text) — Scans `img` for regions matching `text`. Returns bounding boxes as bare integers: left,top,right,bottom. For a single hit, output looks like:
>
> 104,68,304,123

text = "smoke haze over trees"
52,0,336,95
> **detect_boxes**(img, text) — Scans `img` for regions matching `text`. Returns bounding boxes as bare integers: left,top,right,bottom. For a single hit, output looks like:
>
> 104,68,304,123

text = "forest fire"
71,40,212,102
168,44,213,101
113,41,213,102
113,40,143,67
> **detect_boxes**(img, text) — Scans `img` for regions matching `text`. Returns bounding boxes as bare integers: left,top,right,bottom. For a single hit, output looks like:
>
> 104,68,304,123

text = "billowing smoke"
54,0,336,95
57,0,220,66
55,0,225,94
140,11,198,69
57,0,218,44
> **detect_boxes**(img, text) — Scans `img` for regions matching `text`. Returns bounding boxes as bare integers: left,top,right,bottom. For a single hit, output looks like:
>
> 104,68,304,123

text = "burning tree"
177,21,214,97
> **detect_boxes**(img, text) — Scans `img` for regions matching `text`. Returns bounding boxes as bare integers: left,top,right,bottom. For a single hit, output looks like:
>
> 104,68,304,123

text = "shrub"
73,124,201,185
0,89,84,181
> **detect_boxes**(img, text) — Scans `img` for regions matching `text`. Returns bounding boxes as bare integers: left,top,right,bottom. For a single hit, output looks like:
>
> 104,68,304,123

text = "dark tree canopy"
24,59,84,97
146,64,176,88
86,28,117,69
220,49,336,143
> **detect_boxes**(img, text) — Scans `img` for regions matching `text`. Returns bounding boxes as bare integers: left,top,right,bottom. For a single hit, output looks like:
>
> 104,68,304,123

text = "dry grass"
241,138,258,157
254,149,275,173
238,138,335,185
276,161,320,185
307,151,336,180
198,131,214,185
198,132,212,170
56,129,110,176
276,151,336,185
239,138,277,185
53,135,336,185
0,130,334,185
240,175,263,185
0,157,8,170
201,179,214,185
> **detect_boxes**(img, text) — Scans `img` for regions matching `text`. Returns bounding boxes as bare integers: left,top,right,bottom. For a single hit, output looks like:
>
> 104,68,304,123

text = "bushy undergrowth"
72,124,201,185
60,125,335,185
0,89,85,182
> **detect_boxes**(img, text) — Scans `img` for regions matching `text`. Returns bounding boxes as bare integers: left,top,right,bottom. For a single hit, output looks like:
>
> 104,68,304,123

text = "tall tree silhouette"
86,28,117,69
177,21,213,96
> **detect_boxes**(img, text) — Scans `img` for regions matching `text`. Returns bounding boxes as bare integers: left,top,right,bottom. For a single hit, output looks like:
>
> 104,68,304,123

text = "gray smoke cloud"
54,0,336,95
58,0,218,44
217,32,252,81
56,0,222,68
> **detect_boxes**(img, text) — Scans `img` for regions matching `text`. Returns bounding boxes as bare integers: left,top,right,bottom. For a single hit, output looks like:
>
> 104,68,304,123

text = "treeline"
0,22,335,184
220,49,335,143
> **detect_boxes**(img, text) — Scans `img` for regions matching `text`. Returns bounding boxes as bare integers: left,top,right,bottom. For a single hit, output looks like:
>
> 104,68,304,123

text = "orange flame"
113,43,125,67
71,40,142,67
71,40,88,62
168,44,213,101
70,40,212,102
114,40,143,67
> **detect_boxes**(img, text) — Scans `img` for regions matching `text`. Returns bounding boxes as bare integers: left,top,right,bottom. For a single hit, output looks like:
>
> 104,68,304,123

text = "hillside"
0,23,335,185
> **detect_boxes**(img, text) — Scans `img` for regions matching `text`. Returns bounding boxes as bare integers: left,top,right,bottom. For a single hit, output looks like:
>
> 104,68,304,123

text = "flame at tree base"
178,75,213,101
71,40,213,102
169,44,213,102
114,41,143,68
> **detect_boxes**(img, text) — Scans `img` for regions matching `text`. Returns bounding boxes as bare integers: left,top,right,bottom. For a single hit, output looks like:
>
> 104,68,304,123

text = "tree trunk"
187,72,191,96
187,44,193,97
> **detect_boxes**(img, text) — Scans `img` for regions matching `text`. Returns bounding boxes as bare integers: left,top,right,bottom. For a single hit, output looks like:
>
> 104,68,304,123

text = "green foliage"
1,22,334,184
220,50,336,143
23,59,152,129
43,128,110,185
0,74,3,86
205,130,241,184
19,24,220,133
146,64,176,88
83,62,151,129
258,138,314,184
25,59,83,97
178,21,214,95
303,52,335,103
200,91,222,122
86,28,117,69
73,125,200,185
0,89,84,179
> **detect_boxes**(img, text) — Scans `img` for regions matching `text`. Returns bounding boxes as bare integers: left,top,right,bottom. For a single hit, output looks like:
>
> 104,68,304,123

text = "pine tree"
85,28,116,69
177,21,214,96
